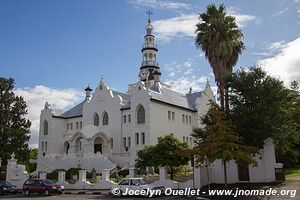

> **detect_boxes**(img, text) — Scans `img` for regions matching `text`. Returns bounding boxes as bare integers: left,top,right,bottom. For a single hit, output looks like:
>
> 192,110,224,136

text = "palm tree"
195,4,245,111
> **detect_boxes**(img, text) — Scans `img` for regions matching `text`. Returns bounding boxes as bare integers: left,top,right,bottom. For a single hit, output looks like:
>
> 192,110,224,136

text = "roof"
54,90,130,119
149,85,202,111
53,102,84,119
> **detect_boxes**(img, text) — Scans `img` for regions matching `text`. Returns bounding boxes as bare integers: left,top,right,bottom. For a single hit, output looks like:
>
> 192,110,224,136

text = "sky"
1,0,300,148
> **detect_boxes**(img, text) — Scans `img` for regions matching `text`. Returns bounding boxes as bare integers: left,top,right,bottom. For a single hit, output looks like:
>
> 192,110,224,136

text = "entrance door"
94,144,102,154
238,160,250,181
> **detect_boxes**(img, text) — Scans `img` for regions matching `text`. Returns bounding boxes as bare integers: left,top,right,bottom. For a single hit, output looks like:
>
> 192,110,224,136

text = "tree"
0,77,31,165
228,67,300,166
135,134,189,180
195,4,245,111
193,102,257,187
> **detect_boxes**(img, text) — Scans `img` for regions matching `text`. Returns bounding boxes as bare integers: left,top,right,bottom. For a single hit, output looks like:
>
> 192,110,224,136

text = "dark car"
0,180,18,195
23,179,64,196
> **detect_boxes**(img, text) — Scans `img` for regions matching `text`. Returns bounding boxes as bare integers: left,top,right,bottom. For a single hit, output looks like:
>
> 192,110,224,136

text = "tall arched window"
43,120,48,135
94,113,99,126
137,105,145,124
102,111,109,125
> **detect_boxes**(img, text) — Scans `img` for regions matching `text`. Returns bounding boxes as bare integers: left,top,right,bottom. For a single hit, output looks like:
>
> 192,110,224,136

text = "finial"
11,152,15,160
189,87,192,94
146,10,152,23
85,84,92,91
101,74,104,81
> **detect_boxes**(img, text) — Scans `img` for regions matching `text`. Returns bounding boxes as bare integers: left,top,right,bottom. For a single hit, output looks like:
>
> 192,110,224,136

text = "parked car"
111,178,164,197
23,179,64,196
0,180,18,195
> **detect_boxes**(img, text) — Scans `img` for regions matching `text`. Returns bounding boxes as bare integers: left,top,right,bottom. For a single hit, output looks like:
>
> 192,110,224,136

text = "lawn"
285,167,300,178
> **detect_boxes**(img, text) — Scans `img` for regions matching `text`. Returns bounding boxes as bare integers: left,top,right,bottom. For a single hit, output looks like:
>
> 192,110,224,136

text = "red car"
23,179,64,196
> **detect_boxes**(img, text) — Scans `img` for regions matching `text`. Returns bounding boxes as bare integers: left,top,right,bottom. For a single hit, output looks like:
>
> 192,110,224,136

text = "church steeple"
139,11,161,82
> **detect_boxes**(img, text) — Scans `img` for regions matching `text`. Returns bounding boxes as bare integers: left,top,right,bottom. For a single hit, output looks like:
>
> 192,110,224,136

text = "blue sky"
1,0,300,147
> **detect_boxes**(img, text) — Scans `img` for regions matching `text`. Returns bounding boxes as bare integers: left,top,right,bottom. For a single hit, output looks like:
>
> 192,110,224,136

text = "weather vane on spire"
146,10,153,23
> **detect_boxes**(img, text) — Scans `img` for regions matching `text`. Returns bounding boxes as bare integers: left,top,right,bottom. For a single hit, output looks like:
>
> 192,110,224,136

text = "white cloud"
153,14,197,42
163,58,216,95
14,86,84,148
271,7,289,17
153,11,255,42
129,0,190,10
258,37,300,86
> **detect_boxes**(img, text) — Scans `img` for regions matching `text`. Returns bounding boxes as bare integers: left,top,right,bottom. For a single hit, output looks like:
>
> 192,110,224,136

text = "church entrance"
94,137,104,154
238,160,250,181
94,143,102,154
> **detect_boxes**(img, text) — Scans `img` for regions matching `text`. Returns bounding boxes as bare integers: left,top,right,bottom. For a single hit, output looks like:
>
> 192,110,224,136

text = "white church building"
36,16,281,185
36,16,214,173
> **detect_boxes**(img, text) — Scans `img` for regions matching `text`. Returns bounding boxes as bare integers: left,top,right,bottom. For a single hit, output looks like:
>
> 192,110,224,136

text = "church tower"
139,11,161,83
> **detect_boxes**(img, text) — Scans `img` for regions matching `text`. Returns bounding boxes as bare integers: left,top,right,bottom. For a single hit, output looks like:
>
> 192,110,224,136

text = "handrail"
141,60,159,67
142,43,158,49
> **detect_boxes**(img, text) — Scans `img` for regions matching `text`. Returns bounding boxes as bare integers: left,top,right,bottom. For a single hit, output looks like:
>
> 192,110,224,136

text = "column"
79,169,87,182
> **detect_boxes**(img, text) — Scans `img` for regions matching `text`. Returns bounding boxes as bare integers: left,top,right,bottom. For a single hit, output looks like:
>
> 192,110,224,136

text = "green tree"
228,67,300,166
135,134,189,180
0,77,31,165
195,4,245,111
22,148,38,173
193,102,257,187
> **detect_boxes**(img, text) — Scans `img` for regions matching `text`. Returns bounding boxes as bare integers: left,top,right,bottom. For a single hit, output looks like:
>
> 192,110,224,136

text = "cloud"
271,7,289,17
129,0,190,10
163,58,217,95
14,86,84,148
258,37,300,86
153,11,255,42
153,14,197,42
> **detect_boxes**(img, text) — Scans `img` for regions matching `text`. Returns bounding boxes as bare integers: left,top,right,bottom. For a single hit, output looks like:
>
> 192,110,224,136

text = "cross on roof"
146,10,153,23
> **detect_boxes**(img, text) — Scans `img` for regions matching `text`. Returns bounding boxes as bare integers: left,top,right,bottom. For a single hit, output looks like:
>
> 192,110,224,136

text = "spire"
85,84,92,100
139,11,160,82
146,10,152,23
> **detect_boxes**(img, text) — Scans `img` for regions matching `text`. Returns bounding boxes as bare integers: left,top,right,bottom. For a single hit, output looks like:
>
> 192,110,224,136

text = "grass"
285,167,300,177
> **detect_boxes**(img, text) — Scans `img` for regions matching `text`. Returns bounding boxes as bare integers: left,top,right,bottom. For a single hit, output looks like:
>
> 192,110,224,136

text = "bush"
66,167,81,180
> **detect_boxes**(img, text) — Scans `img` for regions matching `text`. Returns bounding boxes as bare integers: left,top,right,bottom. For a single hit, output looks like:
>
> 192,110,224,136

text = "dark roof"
85,86,92,91
149,86,202,111
54,102,84,119
186,92,202,108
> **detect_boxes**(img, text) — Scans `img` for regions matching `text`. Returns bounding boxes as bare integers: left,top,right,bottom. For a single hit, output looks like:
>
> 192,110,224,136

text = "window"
128,114,131,123
43,120,48,135
70,123,73,130
135,133,139,145
172,112,175,121
80,121,82,129
45,141,48,152
137,105,145,124
76,122,79,129
189,116,192,125
168,111,171,120
183,136,185,142
67,123,69,130
41,142,44,151
102,111,109,125
141,132,145,144
128,137,131,147
186,115,188,124
94,113,99,126
190,137,192,148
182,114,185,123
110,138,113,149
123,115,126,123
123,137,127,148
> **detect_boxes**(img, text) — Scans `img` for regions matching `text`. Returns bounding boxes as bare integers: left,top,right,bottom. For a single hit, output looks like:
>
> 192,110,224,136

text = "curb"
63,191,111,195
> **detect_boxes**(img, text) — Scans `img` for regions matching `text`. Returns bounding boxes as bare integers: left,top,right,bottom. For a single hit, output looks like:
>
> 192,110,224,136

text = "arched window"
102,111,109,125
43,120,48,135
94,113,99,126
137,104,145,124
